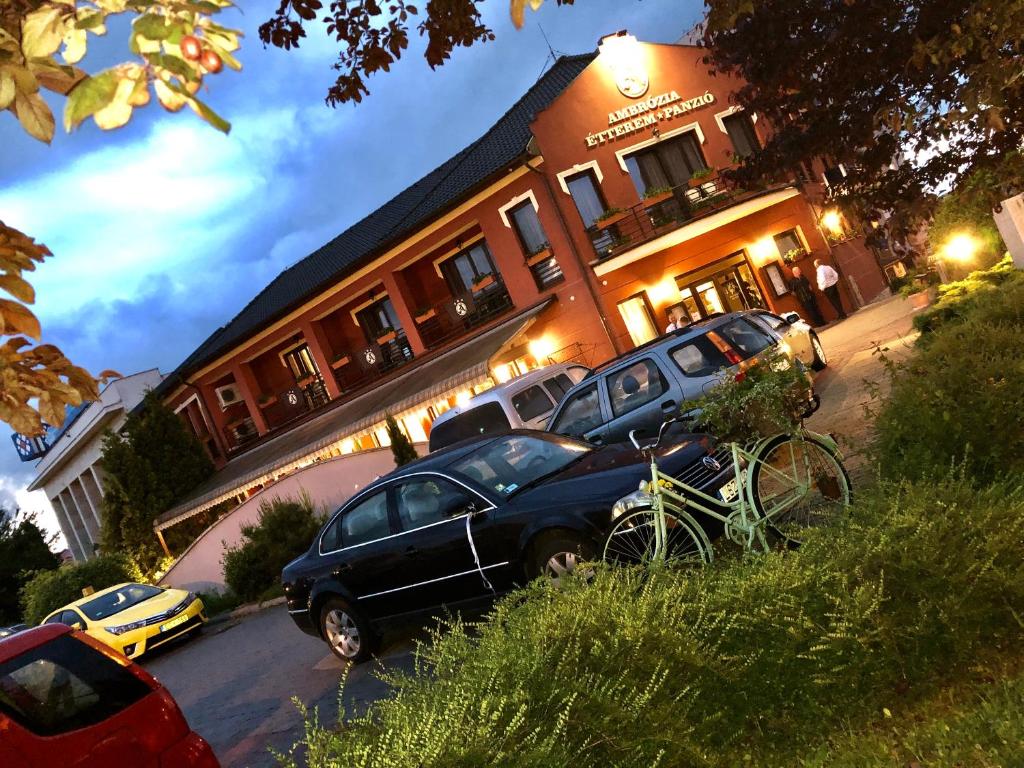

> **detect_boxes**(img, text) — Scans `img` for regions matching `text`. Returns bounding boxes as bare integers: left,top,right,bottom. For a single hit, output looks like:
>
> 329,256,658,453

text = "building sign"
585,90,716,148
358,345,381,370
445,293,476,323
11,432,50,462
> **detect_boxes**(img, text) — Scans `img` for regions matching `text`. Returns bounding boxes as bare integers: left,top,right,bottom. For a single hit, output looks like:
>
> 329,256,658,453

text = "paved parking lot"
143,607,418,768
143,295,919,768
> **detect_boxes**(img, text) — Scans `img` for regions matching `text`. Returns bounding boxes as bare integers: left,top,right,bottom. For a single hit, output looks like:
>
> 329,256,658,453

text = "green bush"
20,554,141,625
912,255,1023,339
223,494,322,602
280,477,1024,767
873,297,1024,484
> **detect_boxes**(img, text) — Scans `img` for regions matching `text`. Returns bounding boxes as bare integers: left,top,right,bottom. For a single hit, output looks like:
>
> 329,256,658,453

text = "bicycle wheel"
749,434,851,538
603,506,711,568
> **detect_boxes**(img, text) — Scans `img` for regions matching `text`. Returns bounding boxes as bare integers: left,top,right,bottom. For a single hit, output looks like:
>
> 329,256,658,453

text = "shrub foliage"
874,265,1024,483
223,495,322,602
20,554,140,626
281,477,1024,767
912,255,1023,339
0,510,59,624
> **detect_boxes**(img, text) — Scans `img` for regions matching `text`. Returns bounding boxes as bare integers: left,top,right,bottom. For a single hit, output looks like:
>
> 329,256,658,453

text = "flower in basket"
472,272,494,286
782,247,805,265
690,166,716,181
643,186,673,200
529,242,551,256
687,347,813,444
595,207,624,222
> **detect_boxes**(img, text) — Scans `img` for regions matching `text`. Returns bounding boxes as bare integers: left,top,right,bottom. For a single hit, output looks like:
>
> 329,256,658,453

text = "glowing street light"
821,209,844,236
941,233,980,263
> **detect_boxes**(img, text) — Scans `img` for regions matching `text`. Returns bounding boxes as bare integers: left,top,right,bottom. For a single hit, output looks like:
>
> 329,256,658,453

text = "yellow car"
41,582,206,659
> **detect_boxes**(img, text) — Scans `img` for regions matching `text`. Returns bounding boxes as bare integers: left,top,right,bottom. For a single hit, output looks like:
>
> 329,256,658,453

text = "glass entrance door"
675,254,766,320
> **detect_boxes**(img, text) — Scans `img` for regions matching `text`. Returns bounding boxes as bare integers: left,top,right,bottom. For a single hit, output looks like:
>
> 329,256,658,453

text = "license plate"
160,613,189,633
718,479,739,502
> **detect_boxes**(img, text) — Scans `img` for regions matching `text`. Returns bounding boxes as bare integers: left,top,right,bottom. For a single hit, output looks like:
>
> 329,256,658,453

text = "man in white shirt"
814,259,847,320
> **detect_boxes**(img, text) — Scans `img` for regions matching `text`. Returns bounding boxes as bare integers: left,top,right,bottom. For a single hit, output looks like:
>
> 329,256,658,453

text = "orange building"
153,35,888,547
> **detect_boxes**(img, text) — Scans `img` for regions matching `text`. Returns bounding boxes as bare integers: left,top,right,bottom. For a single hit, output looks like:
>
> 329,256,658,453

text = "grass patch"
280,476,1024,767
198,590,243,617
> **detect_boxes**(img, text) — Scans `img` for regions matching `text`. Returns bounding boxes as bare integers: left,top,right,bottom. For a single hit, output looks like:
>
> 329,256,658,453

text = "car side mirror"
783,312,801,325
464,502,485,519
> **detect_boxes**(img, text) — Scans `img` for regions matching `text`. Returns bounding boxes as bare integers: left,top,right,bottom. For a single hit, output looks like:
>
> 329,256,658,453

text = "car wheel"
528,532,595,587
810,333,827,371
320,598,375,664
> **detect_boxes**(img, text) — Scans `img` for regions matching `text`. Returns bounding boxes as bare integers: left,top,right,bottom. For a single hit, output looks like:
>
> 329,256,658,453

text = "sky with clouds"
0,0,701,547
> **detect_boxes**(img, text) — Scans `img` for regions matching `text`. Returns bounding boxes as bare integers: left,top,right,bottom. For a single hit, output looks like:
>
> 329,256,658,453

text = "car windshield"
449,434,591,497
78,584,163,621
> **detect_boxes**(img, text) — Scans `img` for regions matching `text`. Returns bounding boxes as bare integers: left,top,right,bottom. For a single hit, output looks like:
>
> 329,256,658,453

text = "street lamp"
941,233,980,263
821,209,844,237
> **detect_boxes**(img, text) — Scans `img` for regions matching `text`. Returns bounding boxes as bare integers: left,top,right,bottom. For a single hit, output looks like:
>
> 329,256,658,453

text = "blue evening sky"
0,0,700,546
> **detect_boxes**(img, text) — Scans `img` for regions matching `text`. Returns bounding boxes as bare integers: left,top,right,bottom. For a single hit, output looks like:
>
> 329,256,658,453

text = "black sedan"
282,429,732,662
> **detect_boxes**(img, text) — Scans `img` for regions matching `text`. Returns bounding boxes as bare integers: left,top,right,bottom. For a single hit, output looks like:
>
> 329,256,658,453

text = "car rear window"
428,402,511,452
716,318,775,357
0,634,151,736
542,373,576,403
511,385,554,422
670,335,731,377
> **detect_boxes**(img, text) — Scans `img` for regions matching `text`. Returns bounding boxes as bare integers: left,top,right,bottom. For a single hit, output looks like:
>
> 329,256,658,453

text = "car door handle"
404,546,420,557
590,435,604,445
661,399,677,413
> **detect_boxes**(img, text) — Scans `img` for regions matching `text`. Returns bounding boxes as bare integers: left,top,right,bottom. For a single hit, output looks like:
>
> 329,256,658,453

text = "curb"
205,596,287,626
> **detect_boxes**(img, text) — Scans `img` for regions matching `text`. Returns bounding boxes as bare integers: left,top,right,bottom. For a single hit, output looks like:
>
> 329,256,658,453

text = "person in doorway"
665,304,689,333
814,259,847,320
787,266,825,327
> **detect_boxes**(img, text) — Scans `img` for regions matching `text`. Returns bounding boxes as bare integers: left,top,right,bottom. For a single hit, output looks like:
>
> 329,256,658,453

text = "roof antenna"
534,23,567,80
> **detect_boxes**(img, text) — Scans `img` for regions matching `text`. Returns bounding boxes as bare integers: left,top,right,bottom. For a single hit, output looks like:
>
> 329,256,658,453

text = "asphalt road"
142,607,418,768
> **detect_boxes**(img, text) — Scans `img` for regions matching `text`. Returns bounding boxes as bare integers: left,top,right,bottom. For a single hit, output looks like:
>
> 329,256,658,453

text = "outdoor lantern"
599,31,648,98
821,210,844,236
942,232,980,263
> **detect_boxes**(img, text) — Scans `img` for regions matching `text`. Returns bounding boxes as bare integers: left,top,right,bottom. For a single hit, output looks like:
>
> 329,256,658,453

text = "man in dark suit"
788,266,825,327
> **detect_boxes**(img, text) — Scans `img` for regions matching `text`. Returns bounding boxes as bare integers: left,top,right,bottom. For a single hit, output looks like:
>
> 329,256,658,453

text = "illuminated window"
773,228,806,259
617,294,658,347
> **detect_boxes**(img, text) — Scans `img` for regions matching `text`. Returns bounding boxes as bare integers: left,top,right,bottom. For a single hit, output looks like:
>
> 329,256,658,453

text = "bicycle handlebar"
631,415,682,453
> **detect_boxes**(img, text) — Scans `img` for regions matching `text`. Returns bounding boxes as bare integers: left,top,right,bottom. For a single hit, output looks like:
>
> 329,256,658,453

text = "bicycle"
602,418,852,567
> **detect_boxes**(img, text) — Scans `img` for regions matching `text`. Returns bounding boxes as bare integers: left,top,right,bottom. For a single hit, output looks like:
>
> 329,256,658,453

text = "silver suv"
547,312,817,446
428,363,590,452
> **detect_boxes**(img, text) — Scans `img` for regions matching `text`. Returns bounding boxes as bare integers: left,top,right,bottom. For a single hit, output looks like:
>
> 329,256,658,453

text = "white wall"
158,445,425,594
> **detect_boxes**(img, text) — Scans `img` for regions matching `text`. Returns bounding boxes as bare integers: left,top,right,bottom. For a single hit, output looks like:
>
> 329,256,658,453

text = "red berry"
200,49,223,74
180,35,202,61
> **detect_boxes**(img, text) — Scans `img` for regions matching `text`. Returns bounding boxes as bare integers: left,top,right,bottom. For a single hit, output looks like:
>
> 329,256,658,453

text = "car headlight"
106,619,148,636
611,489,657,520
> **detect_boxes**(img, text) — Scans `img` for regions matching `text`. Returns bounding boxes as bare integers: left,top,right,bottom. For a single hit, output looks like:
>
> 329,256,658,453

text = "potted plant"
594,207,627,229
641,186,673,207
471,272,495,291
525,242,553,266
376,326,397,344
330,351,351,369
688,166,718,189
414,305,436,323
688,347,813,443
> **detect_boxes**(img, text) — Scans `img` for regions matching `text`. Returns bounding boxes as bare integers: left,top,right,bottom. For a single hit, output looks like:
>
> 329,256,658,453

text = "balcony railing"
412,280,515,351
224,415,259,452
587,177,751,262
258,376,332,431
330,330,415,395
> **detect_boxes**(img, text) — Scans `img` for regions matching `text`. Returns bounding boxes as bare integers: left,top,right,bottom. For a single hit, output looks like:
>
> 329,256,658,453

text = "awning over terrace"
155,298,555,532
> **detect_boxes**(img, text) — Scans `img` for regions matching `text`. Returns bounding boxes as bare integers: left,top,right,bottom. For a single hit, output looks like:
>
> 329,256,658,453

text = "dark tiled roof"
159,53,596,391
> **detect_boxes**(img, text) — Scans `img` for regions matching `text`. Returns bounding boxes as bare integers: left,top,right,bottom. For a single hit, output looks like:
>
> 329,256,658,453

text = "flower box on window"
257,394,277,409
376,329,397,345
296,375,315,388
595,209,627,230
688,168,719,189
641,188,674,207
526,246,553,267
414,307,437,324
471,273,495,291
329,354,351,370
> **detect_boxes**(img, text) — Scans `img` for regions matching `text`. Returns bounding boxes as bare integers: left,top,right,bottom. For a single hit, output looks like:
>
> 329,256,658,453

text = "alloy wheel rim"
325,608,360,658
545,551,578,586
813,336,826,364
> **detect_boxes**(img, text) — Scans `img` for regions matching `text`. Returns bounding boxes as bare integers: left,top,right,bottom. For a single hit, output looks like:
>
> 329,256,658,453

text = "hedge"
279,477,1024,767
20,554,141,625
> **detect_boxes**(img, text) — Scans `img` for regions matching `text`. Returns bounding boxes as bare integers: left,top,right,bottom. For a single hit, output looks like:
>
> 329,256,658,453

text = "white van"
427,363,590,452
